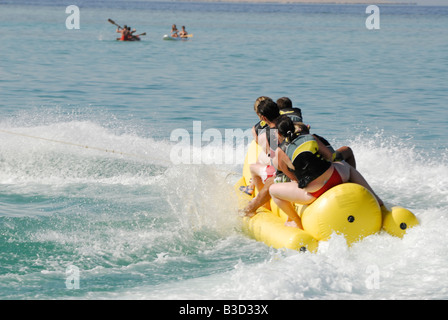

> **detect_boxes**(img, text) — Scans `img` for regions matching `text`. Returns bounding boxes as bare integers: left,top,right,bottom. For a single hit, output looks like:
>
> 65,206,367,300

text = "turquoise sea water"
1,1,447,300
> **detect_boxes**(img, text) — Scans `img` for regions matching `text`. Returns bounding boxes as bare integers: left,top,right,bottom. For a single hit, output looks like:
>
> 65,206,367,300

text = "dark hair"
257,100,279,122
276,97,292,109
276,115,297,142
296,122,310,134
254,96,273,113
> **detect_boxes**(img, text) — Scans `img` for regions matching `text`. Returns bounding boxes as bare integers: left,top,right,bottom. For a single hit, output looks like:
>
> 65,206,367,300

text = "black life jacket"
285,134,331,188
279,107,303,123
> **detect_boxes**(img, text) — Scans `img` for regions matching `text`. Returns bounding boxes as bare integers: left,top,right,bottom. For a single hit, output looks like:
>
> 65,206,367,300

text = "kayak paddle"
108,18,122,29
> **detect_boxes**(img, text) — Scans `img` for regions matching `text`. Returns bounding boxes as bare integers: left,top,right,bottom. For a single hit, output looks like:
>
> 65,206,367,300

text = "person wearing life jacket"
250,96,272,144
269,115,384,228
241,99,280,216
241,96,272,197
251,100,280,182
293,122,357,168
277,97,357,168
277,97,303,124
276,97,334,157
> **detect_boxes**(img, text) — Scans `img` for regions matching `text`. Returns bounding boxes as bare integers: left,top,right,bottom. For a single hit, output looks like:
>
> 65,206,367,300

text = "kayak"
116,37,141,41
235,140,419,252
163,34,189,41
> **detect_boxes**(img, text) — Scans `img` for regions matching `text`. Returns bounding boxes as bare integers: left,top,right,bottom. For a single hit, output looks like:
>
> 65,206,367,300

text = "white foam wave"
0,120,170,187
107,208,448,300
345,131,448,210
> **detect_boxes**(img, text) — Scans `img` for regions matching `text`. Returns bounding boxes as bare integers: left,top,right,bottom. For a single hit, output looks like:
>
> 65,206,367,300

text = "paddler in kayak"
116,25,140,41
171,24,179,38
179,26,188,38
116,24,130,41
127,26,141,41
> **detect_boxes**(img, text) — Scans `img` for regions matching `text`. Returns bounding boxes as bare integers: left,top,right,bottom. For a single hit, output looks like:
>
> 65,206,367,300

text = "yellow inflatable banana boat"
235,141,419,252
